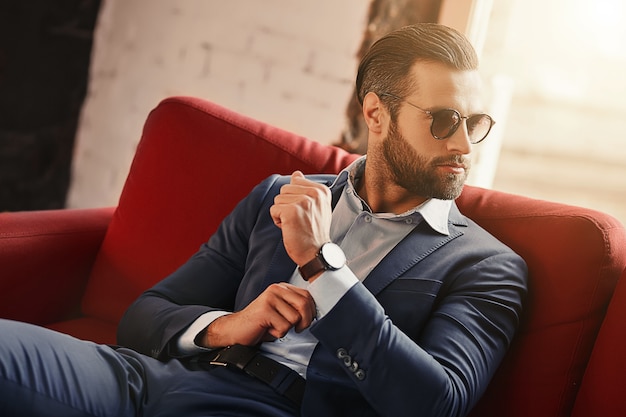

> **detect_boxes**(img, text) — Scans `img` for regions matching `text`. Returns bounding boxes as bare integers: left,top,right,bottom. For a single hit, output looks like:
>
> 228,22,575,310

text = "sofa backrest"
81,97,358,324
81,96,626,416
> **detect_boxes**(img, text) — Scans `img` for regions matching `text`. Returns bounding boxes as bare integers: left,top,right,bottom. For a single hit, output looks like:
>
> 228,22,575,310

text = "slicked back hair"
356,23,479,119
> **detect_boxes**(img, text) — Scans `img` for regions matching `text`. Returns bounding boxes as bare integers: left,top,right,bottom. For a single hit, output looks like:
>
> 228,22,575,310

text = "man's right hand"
199,282,316,349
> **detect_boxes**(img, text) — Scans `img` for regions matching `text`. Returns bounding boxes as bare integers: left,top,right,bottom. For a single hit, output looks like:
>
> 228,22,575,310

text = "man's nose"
446,121,472,154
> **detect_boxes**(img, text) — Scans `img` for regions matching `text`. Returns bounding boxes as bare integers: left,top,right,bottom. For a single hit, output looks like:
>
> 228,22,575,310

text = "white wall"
67,0,369,208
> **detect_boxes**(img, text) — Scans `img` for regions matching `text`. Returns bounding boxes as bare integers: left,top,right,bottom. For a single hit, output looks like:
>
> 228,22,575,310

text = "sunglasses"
381,93,495,144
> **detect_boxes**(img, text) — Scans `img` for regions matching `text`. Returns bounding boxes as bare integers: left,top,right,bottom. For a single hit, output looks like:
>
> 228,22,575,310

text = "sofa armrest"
0,207,114,325
572,267,626,417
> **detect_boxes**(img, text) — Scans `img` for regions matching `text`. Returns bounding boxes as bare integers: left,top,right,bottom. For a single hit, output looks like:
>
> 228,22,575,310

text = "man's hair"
356,23,479,117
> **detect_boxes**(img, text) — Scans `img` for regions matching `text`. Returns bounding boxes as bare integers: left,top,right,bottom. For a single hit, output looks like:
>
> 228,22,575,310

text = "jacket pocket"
376,277,443,338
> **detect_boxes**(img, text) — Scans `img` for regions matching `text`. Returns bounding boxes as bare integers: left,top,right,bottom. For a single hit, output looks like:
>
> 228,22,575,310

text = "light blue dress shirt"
177,156,452,378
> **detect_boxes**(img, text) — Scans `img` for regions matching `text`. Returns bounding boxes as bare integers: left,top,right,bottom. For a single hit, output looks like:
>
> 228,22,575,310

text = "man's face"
382,118,471,200
381,61,483,201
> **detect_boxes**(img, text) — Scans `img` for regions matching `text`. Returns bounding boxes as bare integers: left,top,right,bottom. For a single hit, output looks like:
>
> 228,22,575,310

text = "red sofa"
1,96,625,416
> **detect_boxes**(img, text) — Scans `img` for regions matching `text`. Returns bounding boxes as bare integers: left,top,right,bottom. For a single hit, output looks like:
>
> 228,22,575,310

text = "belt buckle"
209,349,228,366
208,345,253,368
208,347,229,367
209,354,228,366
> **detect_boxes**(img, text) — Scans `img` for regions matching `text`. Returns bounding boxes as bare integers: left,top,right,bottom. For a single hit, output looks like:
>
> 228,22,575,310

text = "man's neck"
357,163,428,215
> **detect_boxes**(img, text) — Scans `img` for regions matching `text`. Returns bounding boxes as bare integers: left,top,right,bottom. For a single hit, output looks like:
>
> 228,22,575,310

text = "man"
0,23,527,417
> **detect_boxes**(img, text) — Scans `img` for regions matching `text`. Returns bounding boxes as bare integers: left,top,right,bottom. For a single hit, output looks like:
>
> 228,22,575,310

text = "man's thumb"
291,170,304,182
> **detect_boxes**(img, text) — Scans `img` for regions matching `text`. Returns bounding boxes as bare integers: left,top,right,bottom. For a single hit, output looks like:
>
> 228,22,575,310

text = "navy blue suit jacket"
118,174,528,417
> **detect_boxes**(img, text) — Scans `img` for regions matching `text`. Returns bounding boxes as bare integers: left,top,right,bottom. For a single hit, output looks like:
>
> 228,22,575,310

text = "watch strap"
298,255,326,281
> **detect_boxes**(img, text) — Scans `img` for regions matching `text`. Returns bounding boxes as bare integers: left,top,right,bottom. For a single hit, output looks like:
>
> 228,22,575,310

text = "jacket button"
355,369,366,380
343,355,352,367
337,348,352,367
337,348,349,359
349,361,359,372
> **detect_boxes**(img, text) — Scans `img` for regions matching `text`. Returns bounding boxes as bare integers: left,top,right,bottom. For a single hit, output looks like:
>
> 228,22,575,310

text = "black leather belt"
192,344,305,406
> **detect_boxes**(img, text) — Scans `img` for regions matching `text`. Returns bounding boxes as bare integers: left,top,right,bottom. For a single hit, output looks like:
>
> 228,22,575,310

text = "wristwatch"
298,242,346,281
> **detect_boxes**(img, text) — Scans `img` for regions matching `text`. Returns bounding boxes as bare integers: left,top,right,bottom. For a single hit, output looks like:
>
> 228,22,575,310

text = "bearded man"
0,23,527,417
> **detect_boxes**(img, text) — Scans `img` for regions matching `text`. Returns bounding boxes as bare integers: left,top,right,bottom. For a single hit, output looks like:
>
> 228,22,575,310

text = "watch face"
321,243,346,270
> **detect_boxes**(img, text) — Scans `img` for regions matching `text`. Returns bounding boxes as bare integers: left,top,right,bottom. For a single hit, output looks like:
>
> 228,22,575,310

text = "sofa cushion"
47,316,119,345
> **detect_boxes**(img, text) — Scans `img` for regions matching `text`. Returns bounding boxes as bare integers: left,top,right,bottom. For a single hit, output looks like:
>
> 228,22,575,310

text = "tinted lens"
466,114,493,144
430,109,461,140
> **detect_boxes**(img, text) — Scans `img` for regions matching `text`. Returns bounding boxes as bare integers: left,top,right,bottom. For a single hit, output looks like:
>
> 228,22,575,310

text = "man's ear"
362,92,385,134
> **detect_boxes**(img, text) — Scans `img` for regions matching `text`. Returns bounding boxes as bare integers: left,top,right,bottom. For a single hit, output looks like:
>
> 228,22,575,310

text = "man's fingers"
269,205,283,228
281,171,329,195
267,283,316,332
204,282,316,348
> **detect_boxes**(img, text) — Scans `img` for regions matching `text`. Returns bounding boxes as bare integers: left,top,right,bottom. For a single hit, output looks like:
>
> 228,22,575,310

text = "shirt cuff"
307,266,359,319
176,310,231,356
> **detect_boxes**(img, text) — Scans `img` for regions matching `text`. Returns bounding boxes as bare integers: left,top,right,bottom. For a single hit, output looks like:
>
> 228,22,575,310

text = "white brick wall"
67,0,369,208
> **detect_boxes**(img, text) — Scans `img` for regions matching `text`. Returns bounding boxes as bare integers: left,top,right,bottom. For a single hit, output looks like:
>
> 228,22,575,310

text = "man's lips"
436,160,469,174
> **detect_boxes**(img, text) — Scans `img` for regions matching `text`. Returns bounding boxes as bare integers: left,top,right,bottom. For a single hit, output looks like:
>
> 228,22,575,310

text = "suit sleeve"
309,249,528,417
116,175,282,358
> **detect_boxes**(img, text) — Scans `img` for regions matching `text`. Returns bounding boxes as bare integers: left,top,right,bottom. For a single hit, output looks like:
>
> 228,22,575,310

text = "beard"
381,120,470,200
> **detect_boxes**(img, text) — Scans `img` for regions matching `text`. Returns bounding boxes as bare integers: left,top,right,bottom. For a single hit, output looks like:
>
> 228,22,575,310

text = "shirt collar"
332,155,452,236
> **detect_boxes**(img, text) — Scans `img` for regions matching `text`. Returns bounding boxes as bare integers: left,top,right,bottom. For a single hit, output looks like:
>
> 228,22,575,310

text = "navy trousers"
0,319,299,417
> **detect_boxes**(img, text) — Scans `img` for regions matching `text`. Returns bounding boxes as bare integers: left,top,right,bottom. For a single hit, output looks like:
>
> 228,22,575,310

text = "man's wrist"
201,314,231,349
176,311,230,355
